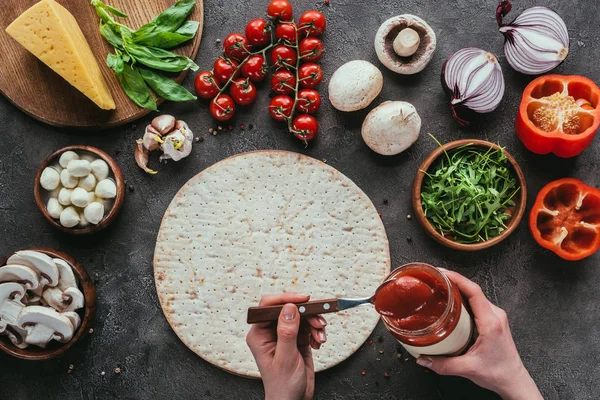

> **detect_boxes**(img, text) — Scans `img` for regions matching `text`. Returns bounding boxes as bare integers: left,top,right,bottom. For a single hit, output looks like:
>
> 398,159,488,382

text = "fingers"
441,270,495,324
416,355,473,378
306,315,327,330
274,303,301,365
309,325,327,345
259,292,310,307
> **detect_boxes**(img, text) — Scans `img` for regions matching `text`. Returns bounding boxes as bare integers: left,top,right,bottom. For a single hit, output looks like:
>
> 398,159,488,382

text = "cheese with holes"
6,0,115,110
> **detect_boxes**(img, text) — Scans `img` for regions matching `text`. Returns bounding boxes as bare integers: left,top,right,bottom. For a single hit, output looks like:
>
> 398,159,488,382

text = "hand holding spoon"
247,275,433,324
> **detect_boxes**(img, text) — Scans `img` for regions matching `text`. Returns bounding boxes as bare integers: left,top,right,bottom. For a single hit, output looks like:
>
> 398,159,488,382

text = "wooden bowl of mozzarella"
0,248,96,360
34,145,125,234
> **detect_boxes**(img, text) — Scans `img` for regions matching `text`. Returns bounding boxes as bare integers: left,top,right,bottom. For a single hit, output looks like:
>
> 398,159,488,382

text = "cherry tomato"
241,55,268,82
269,95,294,121
213,57,240,84
275,22,297,44
296,89,321,113
194,71,221,99
210,94,236,121
299,37,324,62
292,114,318,142
245,19,271,47
271,70,296,95
271,45,297,68
230,78,257,105
267,0,293,21
223,33,250,61
298,63,323,88
298,10,326,36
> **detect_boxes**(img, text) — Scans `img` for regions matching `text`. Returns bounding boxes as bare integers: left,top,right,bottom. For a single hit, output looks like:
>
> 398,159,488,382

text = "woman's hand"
246,293,327,400
416,270,543,400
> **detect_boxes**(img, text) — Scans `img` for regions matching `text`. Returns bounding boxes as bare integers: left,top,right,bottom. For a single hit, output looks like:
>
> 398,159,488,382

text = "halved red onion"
496,0,569,75
441,47,505,126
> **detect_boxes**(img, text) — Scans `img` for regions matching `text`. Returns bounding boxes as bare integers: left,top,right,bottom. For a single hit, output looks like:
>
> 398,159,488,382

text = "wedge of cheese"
6,0,116,110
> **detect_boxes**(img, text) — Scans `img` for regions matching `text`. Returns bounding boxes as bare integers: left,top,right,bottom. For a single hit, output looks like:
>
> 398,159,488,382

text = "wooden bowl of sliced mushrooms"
0,248,96,360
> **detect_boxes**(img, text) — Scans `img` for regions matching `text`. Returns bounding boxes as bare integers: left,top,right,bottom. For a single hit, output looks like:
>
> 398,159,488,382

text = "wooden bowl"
412,139,527,251
0,247,96,360
34,145,125,234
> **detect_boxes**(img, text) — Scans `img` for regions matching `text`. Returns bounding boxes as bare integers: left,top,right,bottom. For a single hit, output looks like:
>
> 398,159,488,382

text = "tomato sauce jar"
378,263,473,358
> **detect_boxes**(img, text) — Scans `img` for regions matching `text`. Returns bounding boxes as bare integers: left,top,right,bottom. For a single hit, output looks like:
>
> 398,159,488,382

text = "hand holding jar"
416,270,543,400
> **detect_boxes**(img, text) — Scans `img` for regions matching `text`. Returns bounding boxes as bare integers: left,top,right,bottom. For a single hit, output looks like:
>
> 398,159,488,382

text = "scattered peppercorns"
361,370,366,376
240,124,245,130
324,0,330,5
249,123,254,130
194,137,200,143
407,214,412,220
128,184,135,192
89,328,94,334
198,137,204,142
384,371,390,378
407,236,412,242
383,199,389,205
115,367,121,374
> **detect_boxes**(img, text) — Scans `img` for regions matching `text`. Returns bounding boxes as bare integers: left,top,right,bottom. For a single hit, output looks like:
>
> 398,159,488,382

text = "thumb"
416,355,471,377
274,304,300,364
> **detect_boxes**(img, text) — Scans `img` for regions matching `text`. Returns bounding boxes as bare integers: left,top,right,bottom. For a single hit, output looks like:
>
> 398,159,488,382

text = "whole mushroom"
328,60,383,112
362,101,422,156
375,15,437,75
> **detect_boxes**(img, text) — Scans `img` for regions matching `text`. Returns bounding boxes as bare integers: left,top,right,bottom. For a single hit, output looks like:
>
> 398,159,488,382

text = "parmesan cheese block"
6,0,116,110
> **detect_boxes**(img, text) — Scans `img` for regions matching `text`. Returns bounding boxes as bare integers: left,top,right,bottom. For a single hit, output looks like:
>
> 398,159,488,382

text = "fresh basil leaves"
92,0,198,110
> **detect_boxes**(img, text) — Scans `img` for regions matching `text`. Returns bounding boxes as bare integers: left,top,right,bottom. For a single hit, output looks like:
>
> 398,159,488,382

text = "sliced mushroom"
17,306,74,347
3,325,28,349
42,287,84,312
0,282,26,329
0,265,40,290
15,251,59,288
24,292,43,306
375,14,436,75
62,311,82,331
53,258,78,291
362,101,422,156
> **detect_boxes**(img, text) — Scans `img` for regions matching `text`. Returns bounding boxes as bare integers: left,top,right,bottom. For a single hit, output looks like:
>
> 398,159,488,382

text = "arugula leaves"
420,137,520,244
92,0,199,110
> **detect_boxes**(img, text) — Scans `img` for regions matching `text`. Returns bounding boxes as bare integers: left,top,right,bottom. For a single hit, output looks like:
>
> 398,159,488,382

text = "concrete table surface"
1,0,598,399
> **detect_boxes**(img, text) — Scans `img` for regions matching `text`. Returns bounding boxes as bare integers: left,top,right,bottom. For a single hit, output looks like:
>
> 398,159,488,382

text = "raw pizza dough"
154,151,390,378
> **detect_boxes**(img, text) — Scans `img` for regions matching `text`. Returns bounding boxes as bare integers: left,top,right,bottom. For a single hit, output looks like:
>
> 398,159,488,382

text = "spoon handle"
247,298,340,324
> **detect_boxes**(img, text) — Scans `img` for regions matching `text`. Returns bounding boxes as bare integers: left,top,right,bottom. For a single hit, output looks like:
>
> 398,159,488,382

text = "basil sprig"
92,0,198,110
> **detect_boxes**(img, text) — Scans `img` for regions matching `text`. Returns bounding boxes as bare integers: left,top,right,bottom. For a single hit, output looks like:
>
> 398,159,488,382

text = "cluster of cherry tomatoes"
193,0,326,143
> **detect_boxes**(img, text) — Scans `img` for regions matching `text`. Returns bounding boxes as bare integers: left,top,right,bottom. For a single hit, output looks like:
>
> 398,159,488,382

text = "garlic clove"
47,198,64,219
59,206,80,228
58,151,79,169
152,114,176,135
78,174,97,191
95,179,117,199
40,167,60,191
60,169,78,189
67,160,92,178
90,159,109,181
58,188,73,206
84,202,104,225
135,139,158,174
394,28,420,57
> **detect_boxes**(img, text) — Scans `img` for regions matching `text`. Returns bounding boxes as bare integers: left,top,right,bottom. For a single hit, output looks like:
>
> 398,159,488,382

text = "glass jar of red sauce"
378,263,473,358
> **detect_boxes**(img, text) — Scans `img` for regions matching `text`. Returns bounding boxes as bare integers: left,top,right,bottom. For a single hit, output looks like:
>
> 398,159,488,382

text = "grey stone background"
1,0,598,399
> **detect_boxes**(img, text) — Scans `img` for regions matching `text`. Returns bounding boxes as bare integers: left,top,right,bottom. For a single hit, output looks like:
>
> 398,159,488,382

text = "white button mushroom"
59,151,79,168
84,202,104,225
40,167,60,191
78,174,97,191
95,179,117,199
59,206,80,228
58,188,73,206
90,159,110,181
47,198,64,219
67,159,92,177
70,187,91,208
328,60,383,112
362,101,422,156
60,169,78,189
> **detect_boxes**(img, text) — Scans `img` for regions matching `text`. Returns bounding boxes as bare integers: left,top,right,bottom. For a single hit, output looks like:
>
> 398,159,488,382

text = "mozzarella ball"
88,192,97,204
84,202,104,225
91,159,110,181
78,211,89,228
47,198,64,219
60,206,80,228
67,160,92,177
58,188,73,206
40,167,60,191
78,174,97,191
60,169,78,189
95,179,117,199
71,187,91,208
59,151,79,168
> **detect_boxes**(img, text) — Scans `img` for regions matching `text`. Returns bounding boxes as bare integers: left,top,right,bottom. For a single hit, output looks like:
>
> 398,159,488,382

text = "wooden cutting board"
0,0,203,129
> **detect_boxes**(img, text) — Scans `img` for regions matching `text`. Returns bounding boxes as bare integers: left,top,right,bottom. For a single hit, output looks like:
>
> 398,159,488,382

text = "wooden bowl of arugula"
412,139,527,251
